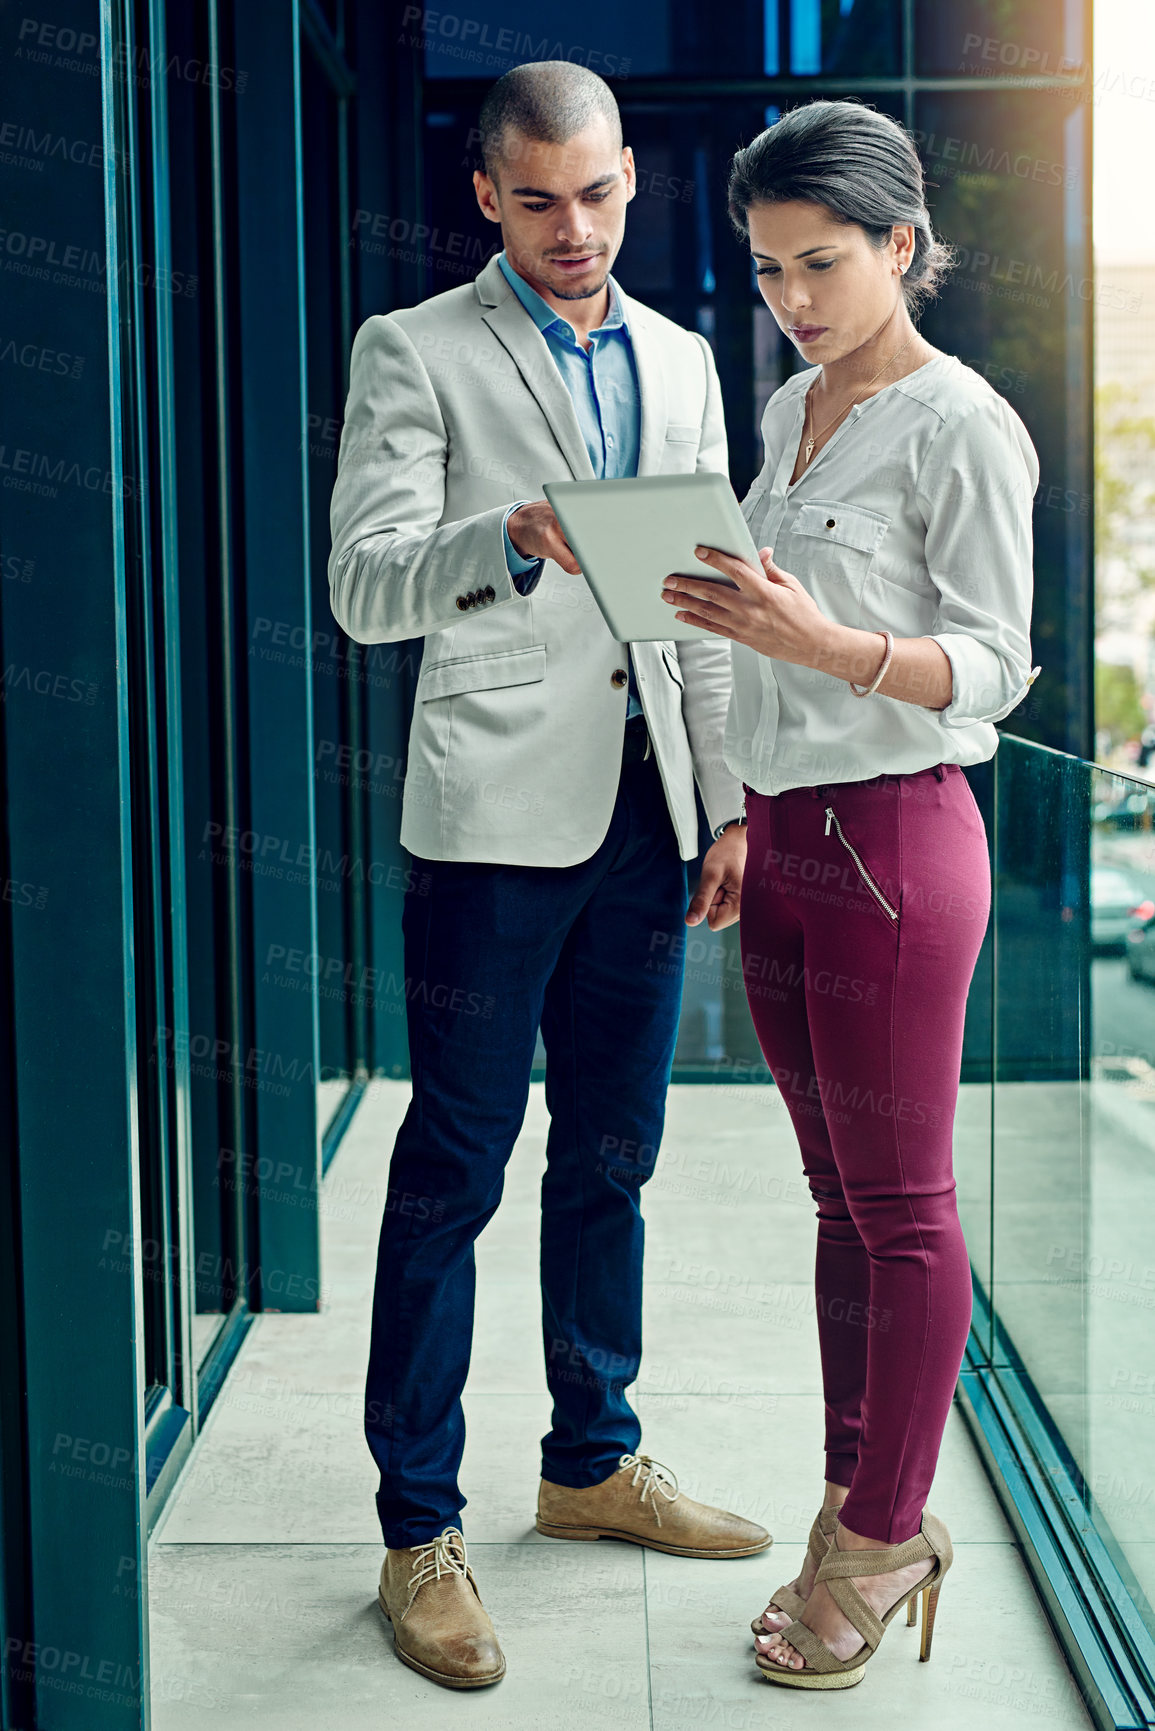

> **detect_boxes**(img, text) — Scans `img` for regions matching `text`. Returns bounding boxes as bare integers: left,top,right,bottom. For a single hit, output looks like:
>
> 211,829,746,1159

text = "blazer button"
484,585,495,602
825,518,836,529
456,596,469,610
611,668,628,688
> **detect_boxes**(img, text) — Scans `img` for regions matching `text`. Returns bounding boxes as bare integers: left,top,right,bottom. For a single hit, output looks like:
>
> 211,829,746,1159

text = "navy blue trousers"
364,753,689,1547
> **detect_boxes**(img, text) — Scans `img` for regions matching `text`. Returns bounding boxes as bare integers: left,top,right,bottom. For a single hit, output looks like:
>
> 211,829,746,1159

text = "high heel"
750,1503,839,1637
755,1511,953,1691
920,1580,943,1662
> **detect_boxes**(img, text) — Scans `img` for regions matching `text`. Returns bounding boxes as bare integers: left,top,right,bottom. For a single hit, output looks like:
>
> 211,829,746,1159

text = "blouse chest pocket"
788,499,891,613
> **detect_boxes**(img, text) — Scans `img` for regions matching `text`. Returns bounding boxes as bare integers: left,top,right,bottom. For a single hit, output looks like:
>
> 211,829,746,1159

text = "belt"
621,714,652,766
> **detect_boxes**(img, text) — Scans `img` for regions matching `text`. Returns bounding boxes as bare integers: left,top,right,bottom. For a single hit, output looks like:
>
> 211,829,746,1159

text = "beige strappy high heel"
750,1503,839,1637
755,1511,952,1691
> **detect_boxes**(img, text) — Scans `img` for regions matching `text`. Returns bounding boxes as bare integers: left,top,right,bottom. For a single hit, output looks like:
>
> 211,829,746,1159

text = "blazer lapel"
621,295,668,477
476,261,593,481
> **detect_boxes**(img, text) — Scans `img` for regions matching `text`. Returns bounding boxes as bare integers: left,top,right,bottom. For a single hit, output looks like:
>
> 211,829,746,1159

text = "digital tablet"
542,472,762,643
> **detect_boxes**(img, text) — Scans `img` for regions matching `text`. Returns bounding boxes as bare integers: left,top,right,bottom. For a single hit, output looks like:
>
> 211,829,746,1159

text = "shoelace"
408,1527,470,1597
618,1453,680,1527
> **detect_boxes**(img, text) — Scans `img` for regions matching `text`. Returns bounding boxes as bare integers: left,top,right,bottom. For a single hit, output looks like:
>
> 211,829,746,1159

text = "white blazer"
328,253,744,866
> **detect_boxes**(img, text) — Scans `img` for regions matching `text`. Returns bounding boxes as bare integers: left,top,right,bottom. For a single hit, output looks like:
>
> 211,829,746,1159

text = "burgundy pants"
740,763,989,1543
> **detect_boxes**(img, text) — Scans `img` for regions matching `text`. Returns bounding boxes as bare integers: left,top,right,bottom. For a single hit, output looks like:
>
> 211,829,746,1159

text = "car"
1092,789,1155,832
1092,867,1154,955
1127,906,1155,981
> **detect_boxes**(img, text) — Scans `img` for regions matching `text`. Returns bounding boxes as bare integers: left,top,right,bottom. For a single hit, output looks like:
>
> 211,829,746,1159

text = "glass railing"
959,734,1155,1724
666,734,1155,1723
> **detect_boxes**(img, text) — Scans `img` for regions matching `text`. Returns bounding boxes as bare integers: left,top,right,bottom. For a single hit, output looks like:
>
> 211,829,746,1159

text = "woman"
661,100,1038,1691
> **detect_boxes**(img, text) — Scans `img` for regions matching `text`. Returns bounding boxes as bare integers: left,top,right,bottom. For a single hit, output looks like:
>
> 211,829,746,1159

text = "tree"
1095,660,1146,752
1095,383,1155,615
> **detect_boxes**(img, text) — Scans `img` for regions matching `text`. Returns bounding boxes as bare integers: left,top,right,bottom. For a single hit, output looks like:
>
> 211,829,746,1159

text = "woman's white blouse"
724,353,1039,796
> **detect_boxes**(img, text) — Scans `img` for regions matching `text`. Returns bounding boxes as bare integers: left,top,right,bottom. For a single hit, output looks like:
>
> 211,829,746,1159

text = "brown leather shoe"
377,1528,505,1689
536,1453,772,1559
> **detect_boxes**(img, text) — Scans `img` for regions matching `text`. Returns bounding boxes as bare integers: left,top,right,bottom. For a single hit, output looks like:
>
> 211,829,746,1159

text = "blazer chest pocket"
659,421,701,474
791,500,890,596
418,644,546,701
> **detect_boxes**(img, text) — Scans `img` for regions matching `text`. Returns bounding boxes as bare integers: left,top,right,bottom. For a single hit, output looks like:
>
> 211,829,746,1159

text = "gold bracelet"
848,630,894,699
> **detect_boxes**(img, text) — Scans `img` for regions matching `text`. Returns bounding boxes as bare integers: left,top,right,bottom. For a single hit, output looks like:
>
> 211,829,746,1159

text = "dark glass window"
916,87,1089,751
915,0,1084,79
782,0,902,76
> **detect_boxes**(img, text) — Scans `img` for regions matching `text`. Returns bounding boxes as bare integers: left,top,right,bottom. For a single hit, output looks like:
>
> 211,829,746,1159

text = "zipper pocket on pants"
824,806,899,922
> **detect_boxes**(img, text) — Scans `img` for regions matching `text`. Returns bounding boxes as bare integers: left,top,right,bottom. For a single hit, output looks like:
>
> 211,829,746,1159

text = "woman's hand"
662,546,834,668
664,544,955,707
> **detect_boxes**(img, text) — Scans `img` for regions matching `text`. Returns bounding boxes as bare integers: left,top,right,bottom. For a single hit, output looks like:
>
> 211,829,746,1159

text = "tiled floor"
150,1080,1093,1728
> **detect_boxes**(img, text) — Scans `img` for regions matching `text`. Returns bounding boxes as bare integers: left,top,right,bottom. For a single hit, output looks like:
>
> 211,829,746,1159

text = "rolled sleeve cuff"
502,502,545,596
931,632,1040,728
698,765,748,842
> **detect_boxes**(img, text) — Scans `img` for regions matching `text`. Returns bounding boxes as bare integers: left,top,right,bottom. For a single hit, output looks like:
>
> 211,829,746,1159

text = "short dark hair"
479,61,622,182
728,99,953,313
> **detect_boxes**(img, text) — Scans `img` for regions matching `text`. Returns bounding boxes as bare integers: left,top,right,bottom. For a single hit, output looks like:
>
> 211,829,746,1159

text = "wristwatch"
713,815,748,840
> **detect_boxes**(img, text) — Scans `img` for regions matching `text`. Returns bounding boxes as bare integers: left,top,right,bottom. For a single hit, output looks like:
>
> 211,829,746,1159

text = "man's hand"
507,501,582,575
686,824,746,931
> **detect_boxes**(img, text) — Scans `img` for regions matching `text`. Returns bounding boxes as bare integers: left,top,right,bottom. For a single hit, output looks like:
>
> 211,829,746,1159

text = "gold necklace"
802,332,918,466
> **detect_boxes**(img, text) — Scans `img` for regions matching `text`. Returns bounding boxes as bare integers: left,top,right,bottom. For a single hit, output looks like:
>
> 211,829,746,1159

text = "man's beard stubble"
544,269,611,302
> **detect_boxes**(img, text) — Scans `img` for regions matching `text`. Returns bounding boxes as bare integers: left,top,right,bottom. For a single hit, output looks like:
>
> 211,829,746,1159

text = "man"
329,60,767,1692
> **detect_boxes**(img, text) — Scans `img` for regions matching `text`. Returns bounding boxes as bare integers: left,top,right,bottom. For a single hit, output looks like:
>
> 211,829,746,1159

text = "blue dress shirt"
497,252,643,719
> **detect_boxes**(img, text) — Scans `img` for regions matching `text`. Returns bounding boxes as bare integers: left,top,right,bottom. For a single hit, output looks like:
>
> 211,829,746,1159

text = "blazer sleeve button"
456,596,469,610
484,585,496,602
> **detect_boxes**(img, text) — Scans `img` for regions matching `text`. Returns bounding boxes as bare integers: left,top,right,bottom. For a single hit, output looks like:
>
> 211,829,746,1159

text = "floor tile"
149,1541,649,1730
156,1388,560,1547
149,1081,1087,1724
639,1282,823,1396
645,1540,1092,1730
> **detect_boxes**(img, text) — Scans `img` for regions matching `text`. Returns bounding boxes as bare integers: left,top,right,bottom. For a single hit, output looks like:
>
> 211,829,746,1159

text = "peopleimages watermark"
4,1634,142,1708
262,941,496,1019
153,1024,314,1092
913,126,1076,189
13,16,248,91
0,227,197,298
0,337,84,378
2,552,34,582
1,661,97,704
950,245,1141,312
350,208,499,277
396,6,632,76
0,440,144,500
958,31,1155,106
198,819,428,897
959,31,1081,73
0,118,120,173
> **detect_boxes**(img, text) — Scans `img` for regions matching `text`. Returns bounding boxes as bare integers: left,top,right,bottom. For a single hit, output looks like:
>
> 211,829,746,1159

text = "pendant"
804,437,815,464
